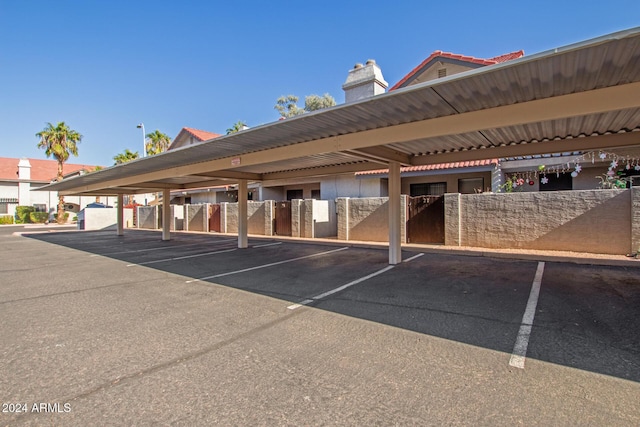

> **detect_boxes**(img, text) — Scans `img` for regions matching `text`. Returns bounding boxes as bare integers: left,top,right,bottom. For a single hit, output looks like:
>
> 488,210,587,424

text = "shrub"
15,206,35,224
29,212,49,223
0,215,14,225
53,212,70,222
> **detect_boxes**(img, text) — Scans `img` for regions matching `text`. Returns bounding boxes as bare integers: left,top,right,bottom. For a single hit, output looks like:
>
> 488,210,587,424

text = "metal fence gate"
406,195,445,244
209,203,221,232
274,201,292,236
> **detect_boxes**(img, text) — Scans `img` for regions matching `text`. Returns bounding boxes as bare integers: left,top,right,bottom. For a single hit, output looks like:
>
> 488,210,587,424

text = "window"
458,178,484,194
540,172,572,191
438,68,447,78
0,203,7,214
286,189,303,200
33,204,47,212
311,189,321,199
410,182,447,196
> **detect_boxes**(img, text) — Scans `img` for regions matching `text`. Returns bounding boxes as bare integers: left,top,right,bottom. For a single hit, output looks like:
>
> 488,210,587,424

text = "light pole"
136,123,146,157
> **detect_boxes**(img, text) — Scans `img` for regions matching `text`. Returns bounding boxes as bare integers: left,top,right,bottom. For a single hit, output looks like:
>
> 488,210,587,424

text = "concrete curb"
15,226,640,268
125,228,640,268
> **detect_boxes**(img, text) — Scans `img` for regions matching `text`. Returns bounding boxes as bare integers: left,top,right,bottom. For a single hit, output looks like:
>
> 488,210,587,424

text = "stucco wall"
261,187,284,202
451,189,632,255
78,208,133,231
312,199,337,238
337,197,406,242
191,193,216,204
185,204,208,232
321,175,385,200
401,171,492,194
408,62,475,85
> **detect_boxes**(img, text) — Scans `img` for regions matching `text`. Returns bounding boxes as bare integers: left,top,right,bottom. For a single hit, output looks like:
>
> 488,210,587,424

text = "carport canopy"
39,28,640,264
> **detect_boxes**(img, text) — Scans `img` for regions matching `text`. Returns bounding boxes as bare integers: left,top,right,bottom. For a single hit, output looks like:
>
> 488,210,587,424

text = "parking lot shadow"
22,229,640,383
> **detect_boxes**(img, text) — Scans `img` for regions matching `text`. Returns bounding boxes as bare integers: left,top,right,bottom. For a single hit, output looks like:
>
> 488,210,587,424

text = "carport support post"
162,189,171,241
388,161,402,265
116,194,124,236
238,179,248,248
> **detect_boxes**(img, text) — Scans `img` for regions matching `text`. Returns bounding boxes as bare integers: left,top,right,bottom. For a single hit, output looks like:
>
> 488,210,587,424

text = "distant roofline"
389,50,525,91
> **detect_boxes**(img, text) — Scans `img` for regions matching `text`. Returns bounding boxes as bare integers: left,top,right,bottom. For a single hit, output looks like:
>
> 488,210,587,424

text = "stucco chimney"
17,158,31,207
17,158,31,180
342,59,388,103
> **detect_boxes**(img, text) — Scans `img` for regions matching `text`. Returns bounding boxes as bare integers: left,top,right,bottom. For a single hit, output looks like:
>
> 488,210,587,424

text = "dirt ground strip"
1,226,638,426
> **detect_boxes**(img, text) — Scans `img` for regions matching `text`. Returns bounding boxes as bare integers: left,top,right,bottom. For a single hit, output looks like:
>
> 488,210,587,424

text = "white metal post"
162,188,171,241
117,194,124,236
238,180,248,248
388,161,402,265
137,123,146,157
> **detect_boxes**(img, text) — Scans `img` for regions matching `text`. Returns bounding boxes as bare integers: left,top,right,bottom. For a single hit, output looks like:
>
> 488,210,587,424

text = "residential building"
0,157,115,219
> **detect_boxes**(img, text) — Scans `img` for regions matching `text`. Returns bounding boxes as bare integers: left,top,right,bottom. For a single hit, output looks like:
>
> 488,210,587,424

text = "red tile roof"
183,127,221,141
0,157,98,182
389,50,524,91
355,159,498,176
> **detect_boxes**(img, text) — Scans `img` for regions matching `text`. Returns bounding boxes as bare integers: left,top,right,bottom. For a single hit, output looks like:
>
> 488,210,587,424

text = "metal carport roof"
40,27,640,197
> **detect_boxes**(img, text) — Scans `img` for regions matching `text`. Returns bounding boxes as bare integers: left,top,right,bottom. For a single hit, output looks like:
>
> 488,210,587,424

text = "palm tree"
113,149,139,165
226,121,248,135
36,122,82,224
145,130,171,156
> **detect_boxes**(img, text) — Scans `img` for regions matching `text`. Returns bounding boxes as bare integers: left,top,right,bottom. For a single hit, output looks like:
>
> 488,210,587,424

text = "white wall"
191,192,217,204
320,174,385,200
78,208,133,231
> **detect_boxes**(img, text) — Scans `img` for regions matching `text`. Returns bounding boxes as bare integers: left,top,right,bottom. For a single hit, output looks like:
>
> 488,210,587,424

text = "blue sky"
1,0,638,166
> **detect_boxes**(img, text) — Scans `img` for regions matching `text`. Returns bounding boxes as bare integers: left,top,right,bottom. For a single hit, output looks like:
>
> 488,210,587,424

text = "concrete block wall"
137,206,158,229
444,193,461,246
264,201,274,236
220,203,228,233
291,200,302,237
337,196,406,243
446,189,634,255
184,204,208,232
223,201,272,236
337,198,349,240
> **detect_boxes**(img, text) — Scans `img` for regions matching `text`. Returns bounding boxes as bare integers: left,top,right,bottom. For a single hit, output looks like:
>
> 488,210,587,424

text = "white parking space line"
252,242,283,248
186,247,349,283
403,253,424,263
127,248,238,267
287,251,423,310
509,261,545,369
90,239,236,256
288,265,396,310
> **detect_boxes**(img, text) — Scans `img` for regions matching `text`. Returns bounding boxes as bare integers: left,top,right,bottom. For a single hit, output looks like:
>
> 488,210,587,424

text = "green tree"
36,121,82,224
275,93,336,118
226,121,248,135
275,95,305,118
304,93,336,111
145,130,171,155
113,149,139,165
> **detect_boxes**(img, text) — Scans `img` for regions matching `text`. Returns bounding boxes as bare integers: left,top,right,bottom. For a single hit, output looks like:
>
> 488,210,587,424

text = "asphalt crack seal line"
509,261,545,369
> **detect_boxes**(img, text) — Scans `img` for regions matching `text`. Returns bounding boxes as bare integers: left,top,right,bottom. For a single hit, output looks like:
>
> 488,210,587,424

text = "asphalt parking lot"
1,226,639,426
